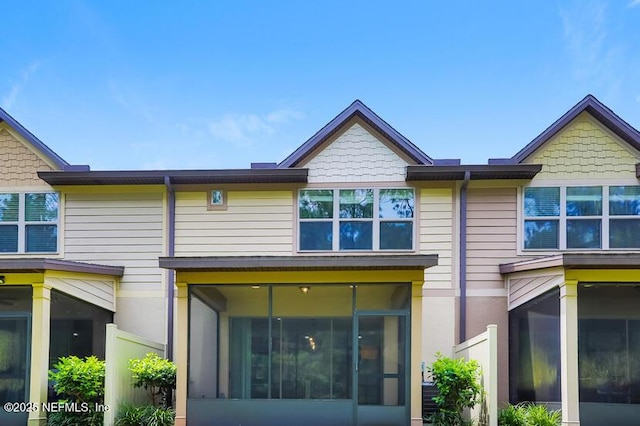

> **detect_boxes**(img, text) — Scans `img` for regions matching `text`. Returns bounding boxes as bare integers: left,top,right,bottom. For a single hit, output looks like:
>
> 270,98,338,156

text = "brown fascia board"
38,168,309,186
508,94,640,164
0,258,124,276
406,164,542,181
278,100,433,168
159,254,438,272
500,253,640,274
0,108,69,169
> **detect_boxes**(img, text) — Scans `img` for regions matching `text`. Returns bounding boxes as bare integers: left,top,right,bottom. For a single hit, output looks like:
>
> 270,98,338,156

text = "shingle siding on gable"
0,128,53,185
526,113,639,180
305,123,409,183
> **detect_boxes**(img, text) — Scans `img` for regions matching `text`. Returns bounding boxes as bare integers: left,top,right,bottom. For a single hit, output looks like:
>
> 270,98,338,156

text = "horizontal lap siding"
467,188,525,290
175,191,294,256
48,276,116,312
420,188,453,289
508,274,563,310
64,192,165,292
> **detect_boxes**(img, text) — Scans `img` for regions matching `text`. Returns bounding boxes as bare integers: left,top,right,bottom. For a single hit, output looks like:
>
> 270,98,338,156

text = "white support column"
559,280,580,426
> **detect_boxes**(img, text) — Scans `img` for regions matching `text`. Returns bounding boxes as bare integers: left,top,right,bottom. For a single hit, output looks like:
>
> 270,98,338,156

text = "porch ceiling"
159,254,438,272
500,253,640,275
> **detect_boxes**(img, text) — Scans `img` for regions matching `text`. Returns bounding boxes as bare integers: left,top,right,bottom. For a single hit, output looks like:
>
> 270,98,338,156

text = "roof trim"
406,164,542,181
0,258,124,276
159,255,438,272
278,100,433,168
38,168,309,186
0,108,69,169
500,253,640,274
506,94,640,164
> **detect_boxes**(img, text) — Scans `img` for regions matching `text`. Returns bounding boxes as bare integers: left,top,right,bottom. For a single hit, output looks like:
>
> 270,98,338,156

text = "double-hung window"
523,185,640,250
299,188,414,251
0,192,59,253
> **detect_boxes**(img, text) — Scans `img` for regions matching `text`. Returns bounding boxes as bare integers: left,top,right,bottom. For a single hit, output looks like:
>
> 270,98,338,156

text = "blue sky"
2,1,639,170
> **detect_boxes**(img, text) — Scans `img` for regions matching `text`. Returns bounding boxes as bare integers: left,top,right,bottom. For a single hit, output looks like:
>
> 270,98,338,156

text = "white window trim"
298,187,415,252
522,184,640,252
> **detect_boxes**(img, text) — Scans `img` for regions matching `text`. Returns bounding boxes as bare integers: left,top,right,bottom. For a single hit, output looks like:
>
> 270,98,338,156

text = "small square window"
207,189,227,211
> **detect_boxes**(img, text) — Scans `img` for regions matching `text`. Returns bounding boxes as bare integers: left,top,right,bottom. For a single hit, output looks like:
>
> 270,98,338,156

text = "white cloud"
559,1,624,94
208,107,304,146
2,62,40,109
629,0,640,8
266,108,305,124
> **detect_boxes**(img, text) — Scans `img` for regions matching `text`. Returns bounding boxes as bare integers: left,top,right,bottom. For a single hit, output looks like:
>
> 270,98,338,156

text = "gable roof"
278,100,433,168
0,107,69,170
491,94,640,165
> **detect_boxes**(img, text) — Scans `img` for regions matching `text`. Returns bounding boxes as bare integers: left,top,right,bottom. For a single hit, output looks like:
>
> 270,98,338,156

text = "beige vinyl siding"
64,191,164,292
508,272,564,310
47,276,116,312
419,187,453,289
467,187,534,289
175,190,294,256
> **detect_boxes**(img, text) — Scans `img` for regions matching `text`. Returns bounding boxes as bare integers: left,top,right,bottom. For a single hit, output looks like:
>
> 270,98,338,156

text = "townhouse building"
0,94,639,426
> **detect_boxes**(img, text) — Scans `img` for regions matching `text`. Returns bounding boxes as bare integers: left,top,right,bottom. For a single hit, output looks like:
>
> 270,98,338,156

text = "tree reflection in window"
299,190,334,219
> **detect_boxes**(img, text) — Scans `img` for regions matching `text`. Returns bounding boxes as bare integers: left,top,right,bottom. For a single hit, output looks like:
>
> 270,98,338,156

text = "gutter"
164,176,176,361
459,171,470,342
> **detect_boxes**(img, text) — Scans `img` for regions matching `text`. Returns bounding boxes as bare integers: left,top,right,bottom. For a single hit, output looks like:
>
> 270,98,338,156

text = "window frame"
0,192,59,254
298,187,415,252
522,184,640,251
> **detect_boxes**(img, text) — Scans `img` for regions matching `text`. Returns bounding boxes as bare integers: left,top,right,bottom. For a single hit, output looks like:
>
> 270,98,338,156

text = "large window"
299,188,414,251
188,283,409,402
49,290,112,370
523,185,640,250
0,192,59,253
578,285,640,406
509,289,561,404
0,287,32,405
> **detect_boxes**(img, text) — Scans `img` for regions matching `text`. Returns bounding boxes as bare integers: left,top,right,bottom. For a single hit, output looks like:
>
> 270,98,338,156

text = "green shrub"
427,353,482,426
498,403,561,426
498,403,527,426
115,404,175,426
523,403,561,426
48,409,103,426
49,356,105,403
129,353,177,407
48,356,105,426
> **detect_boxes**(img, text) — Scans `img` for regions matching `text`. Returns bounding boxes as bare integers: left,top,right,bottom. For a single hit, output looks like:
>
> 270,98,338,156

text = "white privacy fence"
453,324,498,426
103,324,166,426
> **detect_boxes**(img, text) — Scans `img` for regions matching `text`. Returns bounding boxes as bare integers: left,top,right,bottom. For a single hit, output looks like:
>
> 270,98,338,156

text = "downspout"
459,171,470,343
164,176,175,361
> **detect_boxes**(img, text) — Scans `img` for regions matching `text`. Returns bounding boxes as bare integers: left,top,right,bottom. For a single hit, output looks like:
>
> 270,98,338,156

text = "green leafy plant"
48,356,105,426
115,404,176,426
498,403,527,426
523,404,561,426
47,409,103,426
498,403,561,426
427,353,482,426
129,352,177,407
